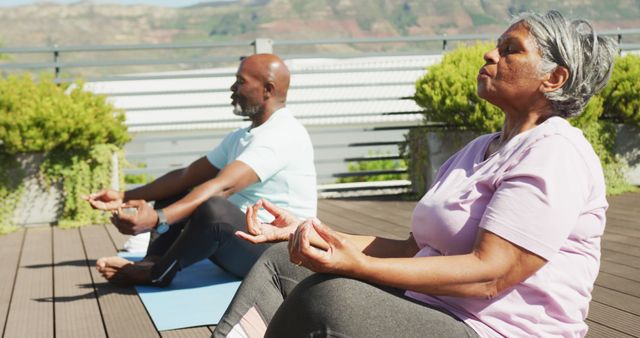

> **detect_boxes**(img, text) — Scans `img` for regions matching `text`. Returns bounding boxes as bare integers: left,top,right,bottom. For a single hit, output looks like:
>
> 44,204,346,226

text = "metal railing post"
53,45,60,83
253,38,273,54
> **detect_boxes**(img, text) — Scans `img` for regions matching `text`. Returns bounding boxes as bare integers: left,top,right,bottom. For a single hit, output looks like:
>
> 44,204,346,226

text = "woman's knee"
258,242,290,267
267,275,369,336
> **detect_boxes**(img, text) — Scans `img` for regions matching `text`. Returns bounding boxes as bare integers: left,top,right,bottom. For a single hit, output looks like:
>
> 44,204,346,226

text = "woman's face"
477,21,547,113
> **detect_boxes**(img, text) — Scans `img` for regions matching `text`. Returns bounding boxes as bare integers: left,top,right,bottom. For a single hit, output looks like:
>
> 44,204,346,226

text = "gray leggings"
213,243,479,338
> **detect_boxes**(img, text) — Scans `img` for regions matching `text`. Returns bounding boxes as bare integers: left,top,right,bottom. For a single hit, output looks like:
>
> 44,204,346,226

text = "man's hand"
235,199,301,244
110,200,158,235
84,189,124,211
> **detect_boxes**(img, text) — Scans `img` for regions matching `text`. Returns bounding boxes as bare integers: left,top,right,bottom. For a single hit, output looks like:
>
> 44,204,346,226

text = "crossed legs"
96,195,271,286
213,243,479,338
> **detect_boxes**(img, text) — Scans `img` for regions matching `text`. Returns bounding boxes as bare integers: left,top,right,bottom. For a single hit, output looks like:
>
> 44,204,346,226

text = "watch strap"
155,209,170,234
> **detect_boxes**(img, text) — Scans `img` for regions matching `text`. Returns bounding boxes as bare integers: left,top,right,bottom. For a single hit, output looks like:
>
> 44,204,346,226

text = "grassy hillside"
0,0,637,76
0,0,637,47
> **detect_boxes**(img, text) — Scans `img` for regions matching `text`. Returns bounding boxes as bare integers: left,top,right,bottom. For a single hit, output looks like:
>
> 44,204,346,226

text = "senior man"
85,53,317,286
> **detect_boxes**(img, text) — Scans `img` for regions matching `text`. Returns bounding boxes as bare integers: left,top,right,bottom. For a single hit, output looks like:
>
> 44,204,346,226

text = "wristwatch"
155,209,170,234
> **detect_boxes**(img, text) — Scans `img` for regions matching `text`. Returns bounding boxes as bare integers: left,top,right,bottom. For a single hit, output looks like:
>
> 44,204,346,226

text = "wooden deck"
1,192,639,337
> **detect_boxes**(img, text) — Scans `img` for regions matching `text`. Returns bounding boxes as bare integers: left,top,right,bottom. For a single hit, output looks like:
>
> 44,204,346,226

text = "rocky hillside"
0,0,637,47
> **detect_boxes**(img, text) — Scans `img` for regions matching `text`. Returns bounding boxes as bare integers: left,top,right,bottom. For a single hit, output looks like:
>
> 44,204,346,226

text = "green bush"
412,43,639,195
0,75,130,232
414,42,503,133
337,150,408,183
0,75,129,154
601,54,640,126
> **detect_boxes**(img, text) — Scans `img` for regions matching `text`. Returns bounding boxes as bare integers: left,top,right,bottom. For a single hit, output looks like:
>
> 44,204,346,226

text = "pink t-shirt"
406,117,607,338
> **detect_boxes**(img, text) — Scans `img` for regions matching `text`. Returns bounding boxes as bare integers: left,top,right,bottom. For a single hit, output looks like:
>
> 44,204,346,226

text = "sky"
0,0,233,7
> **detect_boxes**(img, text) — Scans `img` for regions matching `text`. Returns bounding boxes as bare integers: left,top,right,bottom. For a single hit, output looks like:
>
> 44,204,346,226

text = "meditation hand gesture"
288,219,365,276
110,200,158,235
236,199,301,244
83,189,123,211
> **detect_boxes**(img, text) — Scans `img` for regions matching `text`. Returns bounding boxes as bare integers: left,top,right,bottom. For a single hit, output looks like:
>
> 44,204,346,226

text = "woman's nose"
483,47,499,64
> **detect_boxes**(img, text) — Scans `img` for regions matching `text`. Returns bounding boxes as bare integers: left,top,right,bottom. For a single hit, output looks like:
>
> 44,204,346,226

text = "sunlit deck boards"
1,192,639,337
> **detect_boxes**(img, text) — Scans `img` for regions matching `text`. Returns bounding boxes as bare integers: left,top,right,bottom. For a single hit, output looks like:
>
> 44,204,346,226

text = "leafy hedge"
337,150,408,183
0,75,130,232
411,43,639,195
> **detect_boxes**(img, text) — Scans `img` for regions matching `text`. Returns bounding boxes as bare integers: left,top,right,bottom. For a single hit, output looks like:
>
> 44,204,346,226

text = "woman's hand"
83,189,124,211
288,219,367,276
236,199,301,244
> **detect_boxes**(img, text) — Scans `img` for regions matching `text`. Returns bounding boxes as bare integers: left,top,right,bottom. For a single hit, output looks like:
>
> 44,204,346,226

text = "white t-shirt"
206,107,317,221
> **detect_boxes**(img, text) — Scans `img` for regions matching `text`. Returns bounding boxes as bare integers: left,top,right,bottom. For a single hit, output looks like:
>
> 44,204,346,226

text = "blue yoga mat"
119,252,241,331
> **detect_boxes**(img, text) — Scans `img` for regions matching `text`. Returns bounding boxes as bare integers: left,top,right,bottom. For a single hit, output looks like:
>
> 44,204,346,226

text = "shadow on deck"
1,192,639,337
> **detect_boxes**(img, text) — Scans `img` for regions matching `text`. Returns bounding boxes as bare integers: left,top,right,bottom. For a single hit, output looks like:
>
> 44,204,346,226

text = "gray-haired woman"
213,11,617,338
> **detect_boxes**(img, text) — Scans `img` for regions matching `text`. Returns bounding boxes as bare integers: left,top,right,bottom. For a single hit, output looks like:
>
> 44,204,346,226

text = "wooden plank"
3,227,54,338
80,225,159,338
595,272,640,298
104,222,130,251
588,301,640,337
161,326,212,338
52,227,106,337
603,233,640,248
601,240,640,258
0,230,24,335
592,285,640,315
586,319,633,338
317,201,404,238
599,260,640,283
322,199,413,228
604,226,640,240
602,249,640,269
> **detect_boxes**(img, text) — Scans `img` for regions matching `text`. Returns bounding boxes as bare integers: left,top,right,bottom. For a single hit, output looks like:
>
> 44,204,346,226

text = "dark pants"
145,194,271,285
213,243,479,338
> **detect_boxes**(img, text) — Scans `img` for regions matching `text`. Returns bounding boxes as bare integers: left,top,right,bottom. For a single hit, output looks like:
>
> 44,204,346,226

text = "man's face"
230,61,264,117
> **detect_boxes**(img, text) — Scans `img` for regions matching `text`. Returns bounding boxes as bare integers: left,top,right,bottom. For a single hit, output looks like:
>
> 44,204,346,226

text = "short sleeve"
479,135,590,260
236,136,288,182
206,131,235,169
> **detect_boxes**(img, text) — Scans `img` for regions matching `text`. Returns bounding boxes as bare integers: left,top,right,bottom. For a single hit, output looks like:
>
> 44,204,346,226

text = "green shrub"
601,54,640,126
0,75,130,232
337,150,408,183
0,75,129,154
412,43,638,195
414,42,503,133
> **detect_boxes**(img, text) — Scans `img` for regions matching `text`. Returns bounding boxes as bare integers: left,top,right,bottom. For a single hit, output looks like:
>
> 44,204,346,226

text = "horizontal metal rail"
348,141,405,147
317,180,411,192
332,169,408,178
2,27,637,54
343,155,404,162
276,50,441,60
127,114,421,129
1,29,638,85
0,40,254,54
123,96,415,112
100,81,416,97
0,55,242,70
75,65,426,83
123,149,406,163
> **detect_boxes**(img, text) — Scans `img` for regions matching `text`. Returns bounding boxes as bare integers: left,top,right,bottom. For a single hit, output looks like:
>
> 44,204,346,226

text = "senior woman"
213,11,617,338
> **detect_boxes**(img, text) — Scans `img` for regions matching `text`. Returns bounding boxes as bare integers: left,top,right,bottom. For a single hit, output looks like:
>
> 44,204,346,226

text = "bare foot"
96,256,153,286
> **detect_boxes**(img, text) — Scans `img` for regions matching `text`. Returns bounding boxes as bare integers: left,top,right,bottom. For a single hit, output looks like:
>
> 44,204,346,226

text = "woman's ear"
540,66,569,93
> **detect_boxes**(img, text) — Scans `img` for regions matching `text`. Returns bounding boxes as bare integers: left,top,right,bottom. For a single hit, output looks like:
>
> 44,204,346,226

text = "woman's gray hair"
515,11,618,117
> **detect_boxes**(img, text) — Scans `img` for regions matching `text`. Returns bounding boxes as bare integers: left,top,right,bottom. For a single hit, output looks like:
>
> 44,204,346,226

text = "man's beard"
233,103,261,117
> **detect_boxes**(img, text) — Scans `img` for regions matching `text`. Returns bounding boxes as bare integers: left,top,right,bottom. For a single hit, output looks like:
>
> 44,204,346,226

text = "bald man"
86,54,317,286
